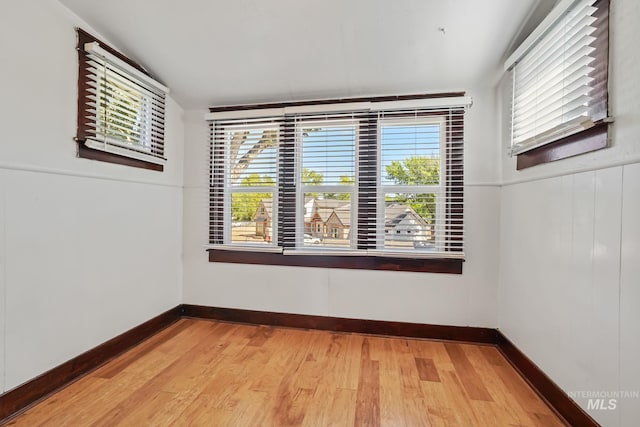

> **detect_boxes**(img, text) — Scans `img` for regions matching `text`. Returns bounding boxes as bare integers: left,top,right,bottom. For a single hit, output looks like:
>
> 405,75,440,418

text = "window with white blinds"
505,0,609,156
76,29,169,170
293,115,359,250
378,116,445,253
207,96,470,260
209,119,281,249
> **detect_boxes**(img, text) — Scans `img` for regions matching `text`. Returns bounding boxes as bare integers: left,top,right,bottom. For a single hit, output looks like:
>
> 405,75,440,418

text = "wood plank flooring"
5,319,565,426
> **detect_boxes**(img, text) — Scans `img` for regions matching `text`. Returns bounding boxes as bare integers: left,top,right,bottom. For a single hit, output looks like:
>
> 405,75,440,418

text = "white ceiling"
59,0,548,110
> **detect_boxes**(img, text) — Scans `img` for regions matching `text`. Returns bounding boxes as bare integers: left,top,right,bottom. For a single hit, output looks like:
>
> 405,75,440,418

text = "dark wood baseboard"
181,304,497,344
495,331,599,427
0,304,600,427
0,306,181,422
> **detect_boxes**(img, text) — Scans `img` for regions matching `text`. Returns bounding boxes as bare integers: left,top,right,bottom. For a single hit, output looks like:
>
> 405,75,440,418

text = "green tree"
386,156,439,185
385,156,440,223
322,175,353,200
100,76,145,146
231,174,275,221
302,168,323,198
302,168,323,184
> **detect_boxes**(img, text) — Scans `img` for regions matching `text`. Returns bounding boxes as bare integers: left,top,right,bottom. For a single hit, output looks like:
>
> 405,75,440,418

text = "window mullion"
445,109,465,253
279,117,297,249
358,113,378,250
210,122,225,245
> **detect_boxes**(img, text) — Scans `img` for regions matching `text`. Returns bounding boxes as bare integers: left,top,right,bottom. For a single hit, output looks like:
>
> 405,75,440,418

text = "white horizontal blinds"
278,119,296,249
510,0,599,154
357,113,379,250
209,122,224,245
377,108,465,255
283,112,365,250
207,95,470,257
587,0,609,122
446,108,465,253
209,118,281,247
83,44,167,163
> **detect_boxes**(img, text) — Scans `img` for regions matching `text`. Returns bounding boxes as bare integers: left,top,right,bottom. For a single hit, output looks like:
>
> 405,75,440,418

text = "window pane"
228,128,278,186
303,194,352,248
301,125,356,185
231,192,274,244
381,124,440,186
99,76,146,147
384,193,435,251
380,121,442,252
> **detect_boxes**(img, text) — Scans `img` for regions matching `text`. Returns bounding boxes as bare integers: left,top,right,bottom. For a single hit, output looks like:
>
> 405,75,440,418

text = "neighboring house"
325,205,351,239
304,198,348,237
254,198,429,242
254,199,272,241
384,204,432,242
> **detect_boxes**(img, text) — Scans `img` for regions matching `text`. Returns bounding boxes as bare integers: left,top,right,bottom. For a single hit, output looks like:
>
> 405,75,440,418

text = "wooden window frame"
208,93,466,274
75,28,165,172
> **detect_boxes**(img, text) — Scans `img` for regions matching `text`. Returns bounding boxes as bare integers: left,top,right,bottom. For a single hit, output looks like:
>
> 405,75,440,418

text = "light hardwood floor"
6,319,565,426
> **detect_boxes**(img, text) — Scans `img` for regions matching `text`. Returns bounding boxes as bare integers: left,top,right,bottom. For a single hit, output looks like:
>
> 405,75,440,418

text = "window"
210,120,280,248
207,94,470,273
504,0,609,169
297,119,357,249
379,118,445,252
76,29,169,171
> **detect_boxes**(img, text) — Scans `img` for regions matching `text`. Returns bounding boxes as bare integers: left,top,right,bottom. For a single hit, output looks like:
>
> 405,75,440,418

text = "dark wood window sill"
78,143,164,171
516,123,608,170
208,249,463,274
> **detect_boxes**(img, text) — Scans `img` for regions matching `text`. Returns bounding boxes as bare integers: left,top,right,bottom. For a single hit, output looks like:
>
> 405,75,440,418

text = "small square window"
505,0,610,169
76,29,169,171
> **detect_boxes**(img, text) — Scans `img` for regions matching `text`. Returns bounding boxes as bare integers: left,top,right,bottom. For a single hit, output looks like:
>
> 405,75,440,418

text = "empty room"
0,0,638,425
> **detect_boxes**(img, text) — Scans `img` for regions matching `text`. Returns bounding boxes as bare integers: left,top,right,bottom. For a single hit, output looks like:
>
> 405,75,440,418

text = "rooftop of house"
257,198,426,228
384,204,428,228
329,205,352,227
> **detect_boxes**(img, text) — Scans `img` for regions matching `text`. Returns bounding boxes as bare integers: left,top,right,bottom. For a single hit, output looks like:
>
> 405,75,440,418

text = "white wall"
0,0,184,392
3,1,635,424
182,86,501,327
498,1,640,425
